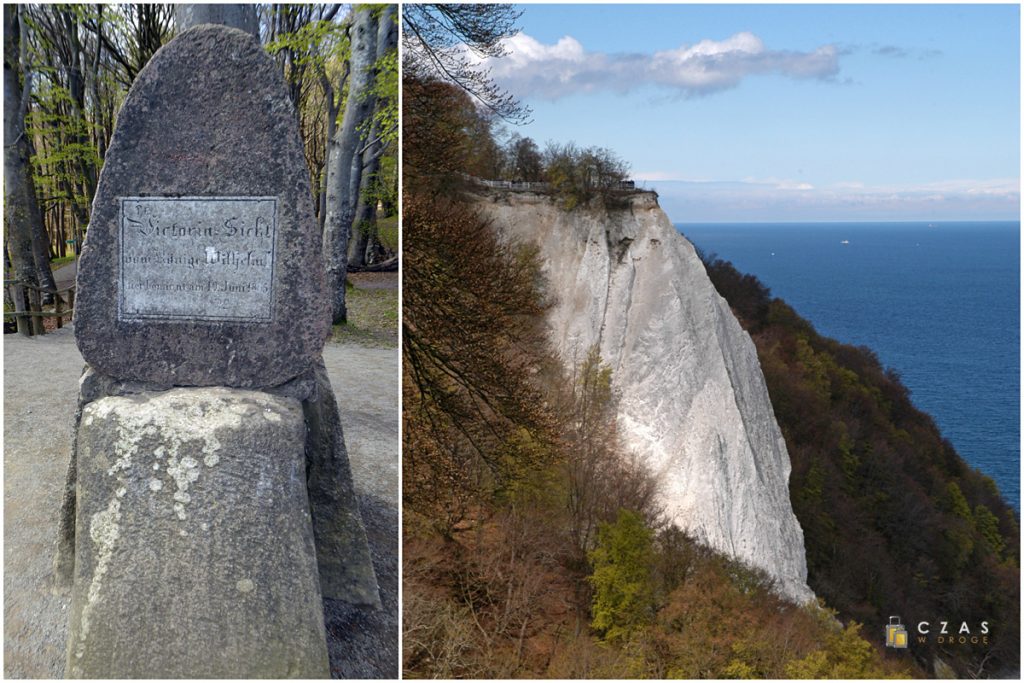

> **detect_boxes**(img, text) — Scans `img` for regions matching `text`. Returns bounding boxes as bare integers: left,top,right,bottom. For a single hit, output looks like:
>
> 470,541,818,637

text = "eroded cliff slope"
475,189,814,603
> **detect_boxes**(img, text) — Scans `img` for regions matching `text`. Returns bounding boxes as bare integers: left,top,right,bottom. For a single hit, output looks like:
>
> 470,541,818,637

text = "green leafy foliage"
369,45,397,147
265,15,346,71
944,481,973,520
974,504,1007,558
588,510,656,642
784,617,894,679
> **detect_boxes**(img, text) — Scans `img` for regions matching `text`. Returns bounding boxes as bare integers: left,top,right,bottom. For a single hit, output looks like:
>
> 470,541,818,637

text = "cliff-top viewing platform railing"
463,173,644,193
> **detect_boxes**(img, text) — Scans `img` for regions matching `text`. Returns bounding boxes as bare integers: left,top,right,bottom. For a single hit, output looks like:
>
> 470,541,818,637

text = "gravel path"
3,327,398,678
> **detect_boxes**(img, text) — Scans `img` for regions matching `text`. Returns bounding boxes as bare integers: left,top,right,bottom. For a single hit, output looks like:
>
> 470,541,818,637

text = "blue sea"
680,221,1020,511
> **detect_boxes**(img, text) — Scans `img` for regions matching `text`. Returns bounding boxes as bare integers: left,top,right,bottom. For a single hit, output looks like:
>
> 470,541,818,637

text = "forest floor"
2,276,399,678
333,272,399,347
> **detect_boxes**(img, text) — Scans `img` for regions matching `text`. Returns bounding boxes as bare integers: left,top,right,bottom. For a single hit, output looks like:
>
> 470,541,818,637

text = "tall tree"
264,3,306,106
588,510,656,643
262,4,348,229
315,44,344,232
25,4,101,254
323,5,377,323
5,4,54,317
348,4,397,268
505,135,543,182
88,4,174,90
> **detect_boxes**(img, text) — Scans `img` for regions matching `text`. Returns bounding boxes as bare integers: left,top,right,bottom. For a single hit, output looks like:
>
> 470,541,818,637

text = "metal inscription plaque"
118,197,278,322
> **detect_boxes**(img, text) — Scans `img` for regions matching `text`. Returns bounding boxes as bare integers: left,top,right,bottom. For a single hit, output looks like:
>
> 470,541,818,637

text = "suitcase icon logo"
885,616,908,649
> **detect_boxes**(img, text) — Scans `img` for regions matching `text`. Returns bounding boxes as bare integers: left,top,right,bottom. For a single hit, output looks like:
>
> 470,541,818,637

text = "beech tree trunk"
175,4,259,39
318,64,343,234
348,165,377,268
323,6,377,323
348,5,396,269
31,180,57,303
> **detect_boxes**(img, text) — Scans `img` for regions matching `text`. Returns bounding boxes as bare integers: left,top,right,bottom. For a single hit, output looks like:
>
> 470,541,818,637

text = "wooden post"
67,286,75,315
55,291,63,329
27,286,44,336
13,282,30,336
56,207,66,259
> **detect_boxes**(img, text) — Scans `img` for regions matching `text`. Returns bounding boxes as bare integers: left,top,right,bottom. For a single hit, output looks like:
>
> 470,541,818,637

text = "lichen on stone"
77,495,123,661
173,502,187,521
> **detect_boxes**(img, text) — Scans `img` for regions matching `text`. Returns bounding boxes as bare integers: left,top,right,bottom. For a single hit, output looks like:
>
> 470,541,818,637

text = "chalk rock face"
66,388,329,678
476,190,814,603
73,25,329,387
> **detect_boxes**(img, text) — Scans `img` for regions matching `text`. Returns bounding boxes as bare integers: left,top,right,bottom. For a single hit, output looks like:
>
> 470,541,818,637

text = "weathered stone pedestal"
65,389,328,678
56,21,382,679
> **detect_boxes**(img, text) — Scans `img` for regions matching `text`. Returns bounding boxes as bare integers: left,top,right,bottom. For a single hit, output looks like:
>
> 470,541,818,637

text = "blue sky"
477,4,1020,222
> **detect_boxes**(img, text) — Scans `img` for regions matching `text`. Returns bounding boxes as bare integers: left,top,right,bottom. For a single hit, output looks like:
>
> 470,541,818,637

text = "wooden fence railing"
462,173,643,193
3,279,75,337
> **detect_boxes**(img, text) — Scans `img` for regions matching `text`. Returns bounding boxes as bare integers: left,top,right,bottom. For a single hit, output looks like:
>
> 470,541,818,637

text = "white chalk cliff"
475,189,814,604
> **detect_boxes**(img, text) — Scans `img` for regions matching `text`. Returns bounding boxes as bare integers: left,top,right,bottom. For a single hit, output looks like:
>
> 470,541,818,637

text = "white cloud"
475,31,841,99
503,33,586,66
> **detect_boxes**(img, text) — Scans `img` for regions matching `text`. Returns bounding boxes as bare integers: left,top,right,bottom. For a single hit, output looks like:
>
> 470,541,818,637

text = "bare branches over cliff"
402,196,557,530
402,3,530,124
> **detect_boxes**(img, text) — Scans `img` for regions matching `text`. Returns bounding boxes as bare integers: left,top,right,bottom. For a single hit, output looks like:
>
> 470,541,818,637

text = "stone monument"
55,24,379,678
